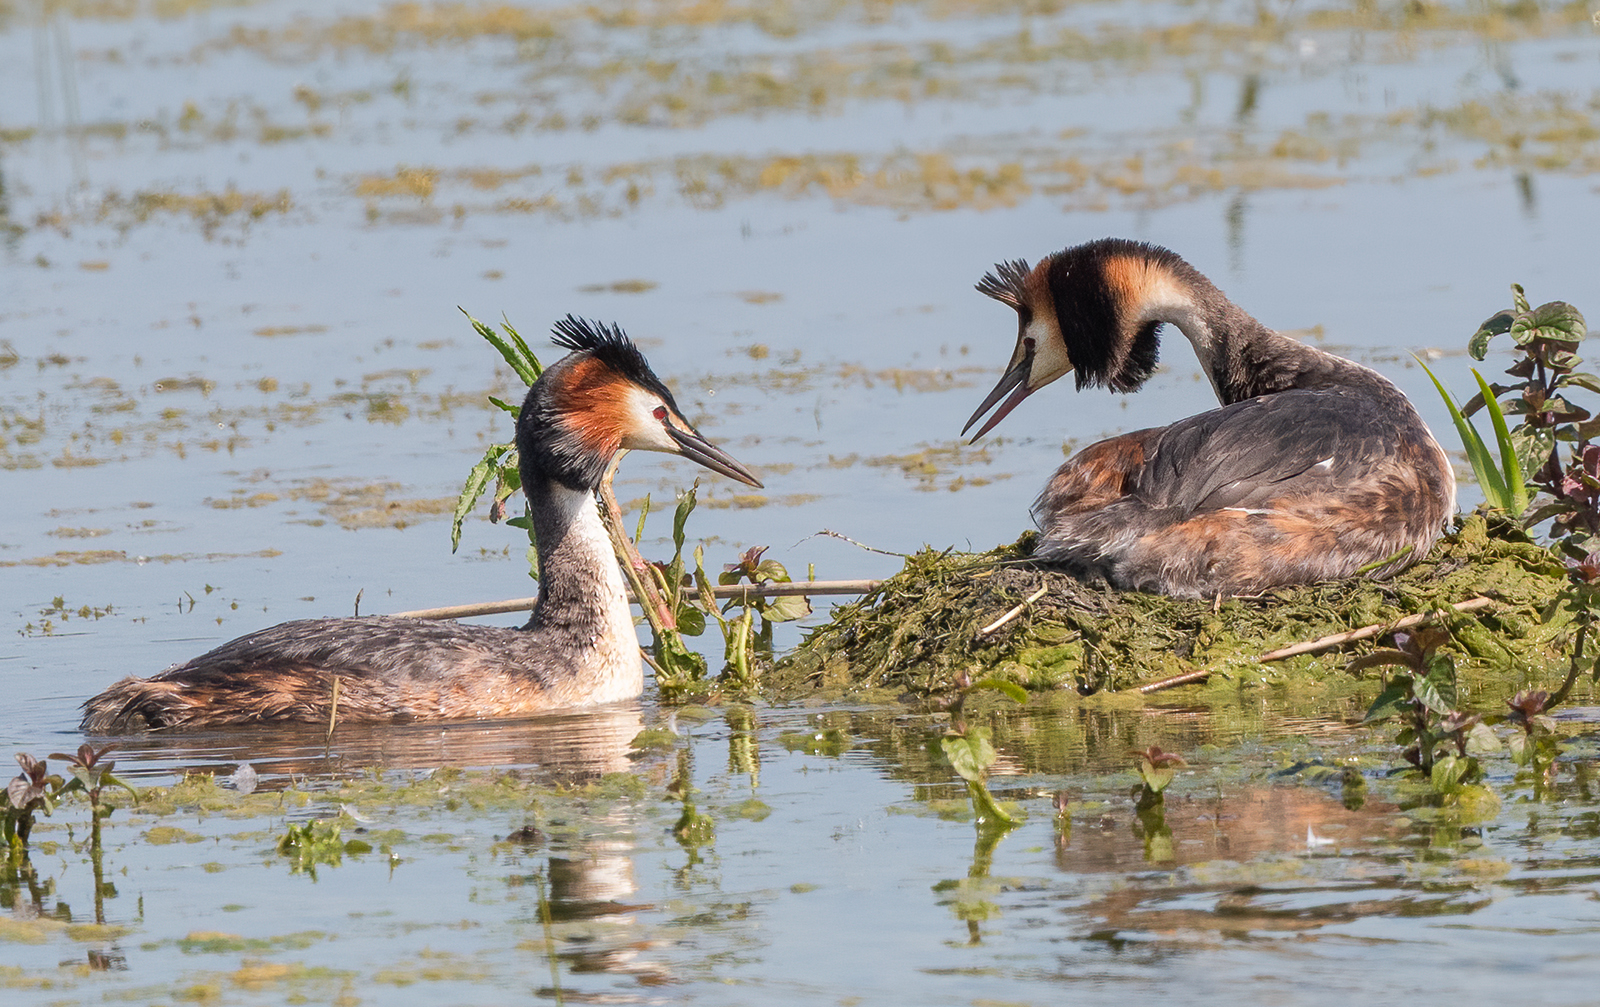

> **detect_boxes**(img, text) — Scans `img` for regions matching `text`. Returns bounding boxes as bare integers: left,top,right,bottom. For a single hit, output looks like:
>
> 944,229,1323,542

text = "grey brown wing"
1136,389,1400,513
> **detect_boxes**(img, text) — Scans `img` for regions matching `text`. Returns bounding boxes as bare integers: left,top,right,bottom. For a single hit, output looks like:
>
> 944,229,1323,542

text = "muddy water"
2,0,1600,1002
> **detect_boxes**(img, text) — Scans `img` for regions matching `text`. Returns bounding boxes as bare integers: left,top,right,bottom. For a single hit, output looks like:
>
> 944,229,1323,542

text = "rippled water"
6,702,1600,1005
3,0,1600,1002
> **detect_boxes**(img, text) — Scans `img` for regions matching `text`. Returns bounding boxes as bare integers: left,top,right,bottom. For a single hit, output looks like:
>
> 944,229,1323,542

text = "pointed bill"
963,345,1034,441
667,425,764,488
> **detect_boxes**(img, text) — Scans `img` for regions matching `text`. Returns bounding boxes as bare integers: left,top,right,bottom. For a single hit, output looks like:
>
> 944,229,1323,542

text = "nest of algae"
772,511,1575,698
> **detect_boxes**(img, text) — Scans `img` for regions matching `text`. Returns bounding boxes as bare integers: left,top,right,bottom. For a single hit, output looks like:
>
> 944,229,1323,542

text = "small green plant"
1352,628,1501,793
938,673,1027,831
277,819,370,878
1414,286,1599,744
49,744,136,818
451,311,542,564
1503,688,1559,773
1124,745,1186,860
3,755,55,852
694,543,810,686
1420,358,1527,514
1466,286,1593,504
1128,745,1186,805
3,747,134,855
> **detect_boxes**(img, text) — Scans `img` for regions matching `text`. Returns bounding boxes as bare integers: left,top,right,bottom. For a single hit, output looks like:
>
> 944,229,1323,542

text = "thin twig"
797,529,909,558
1135,669,1214,694
1257,596,1493,662
977,585,1049,636
1132,595,1497,694
390,580,883,621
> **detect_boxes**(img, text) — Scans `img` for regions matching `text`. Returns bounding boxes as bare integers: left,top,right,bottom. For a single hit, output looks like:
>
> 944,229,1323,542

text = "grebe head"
518,315,763,491
964,238,1192,440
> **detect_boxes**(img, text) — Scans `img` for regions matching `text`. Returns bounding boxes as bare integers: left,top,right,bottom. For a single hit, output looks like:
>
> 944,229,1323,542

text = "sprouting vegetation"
4,746,132,857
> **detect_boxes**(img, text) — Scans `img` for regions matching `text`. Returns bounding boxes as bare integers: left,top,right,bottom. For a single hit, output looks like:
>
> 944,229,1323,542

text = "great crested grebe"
80,317,762,733
963,237,1455,599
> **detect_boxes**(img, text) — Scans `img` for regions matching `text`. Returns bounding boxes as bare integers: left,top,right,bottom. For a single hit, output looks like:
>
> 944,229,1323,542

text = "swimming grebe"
963,238,1455,599
80,317,762,732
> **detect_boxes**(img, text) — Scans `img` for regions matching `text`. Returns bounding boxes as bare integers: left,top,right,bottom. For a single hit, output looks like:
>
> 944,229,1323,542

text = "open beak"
962,344,1036,442
667,425,764,488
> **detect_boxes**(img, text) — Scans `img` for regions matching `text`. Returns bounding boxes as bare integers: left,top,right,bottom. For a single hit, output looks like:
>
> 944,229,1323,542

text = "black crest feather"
549,315,673,402
975,259,1031,309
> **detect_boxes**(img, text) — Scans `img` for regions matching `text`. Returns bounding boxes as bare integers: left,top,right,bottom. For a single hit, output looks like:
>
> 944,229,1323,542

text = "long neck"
523,477,642,704
1152,277,1395,405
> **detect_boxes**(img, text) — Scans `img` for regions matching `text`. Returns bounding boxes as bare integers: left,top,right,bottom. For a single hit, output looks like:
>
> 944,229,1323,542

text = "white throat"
540,484,644,705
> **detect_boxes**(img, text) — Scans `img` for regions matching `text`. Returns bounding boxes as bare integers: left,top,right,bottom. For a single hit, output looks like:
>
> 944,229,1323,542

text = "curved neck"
523,477,642,703
1151,277,1393,405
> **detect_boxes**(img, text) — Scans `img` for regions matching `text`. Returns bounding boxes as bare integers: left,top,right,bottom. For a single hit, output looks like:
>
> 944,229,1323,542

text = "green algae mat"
775,512,1571,698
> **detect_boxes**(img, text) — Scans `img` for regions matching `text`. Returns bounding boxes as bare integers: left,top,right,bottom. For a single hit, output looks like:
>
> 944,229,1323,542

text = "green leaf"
1418,356,1513,510
1464,722,1502,755
652,630,707,687
1471,369,1528,514
1362,682,1412,724
761,593,812,623
100,772,140,804
451,444,510,552
1508,731,1531,766
967,678,1030,705
754,559,791,583
1512,283,1530,314
1414,652,1458,714
1430,753,1467,794
1513,300,1587,346
486,395,520,416
1468,309,1514,360
674,605,706,637
461,309,543,386
941,728,997,783
492,465,523,516
672,483,698,552
1558,372,1600,395
1139,764,1176,793
634,494,652,545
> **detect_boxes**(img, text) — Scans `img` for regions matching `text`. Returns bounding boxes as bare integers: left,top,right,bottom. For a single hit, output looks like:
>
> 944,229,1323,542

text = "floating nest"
772,511,1572,698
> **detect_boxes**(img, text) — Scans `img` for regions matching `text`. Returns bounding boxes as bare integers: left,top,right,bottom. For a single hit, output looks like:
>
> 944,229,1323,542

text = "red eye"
652,406,668,421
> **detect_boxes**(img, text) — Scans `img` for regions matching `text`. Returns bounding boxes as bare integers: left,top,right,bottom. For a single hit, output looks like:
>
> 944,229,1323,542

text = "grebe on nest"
963,238,1455,600
81,317,762,733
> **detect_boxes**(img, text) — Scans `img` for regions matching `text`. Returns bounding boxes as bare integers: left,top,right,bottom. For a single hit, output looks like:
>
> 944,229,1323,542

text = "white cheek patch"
616,385,680,453
1026,316,1075,389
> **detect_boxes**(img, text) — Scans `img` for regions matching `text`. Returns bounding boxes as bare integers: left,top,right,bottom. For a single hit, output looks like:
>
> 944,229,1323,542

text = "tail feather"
80,668,337,733
79,676,208,733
